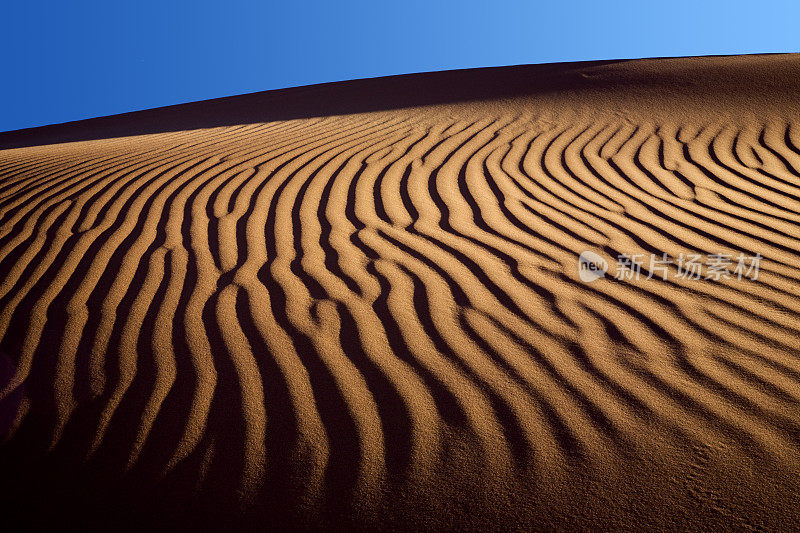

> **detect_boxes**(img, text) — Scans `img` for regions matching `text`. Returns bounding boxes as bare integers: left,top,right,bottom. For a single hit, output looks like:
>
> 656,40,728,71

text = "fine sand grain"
0,54,799,531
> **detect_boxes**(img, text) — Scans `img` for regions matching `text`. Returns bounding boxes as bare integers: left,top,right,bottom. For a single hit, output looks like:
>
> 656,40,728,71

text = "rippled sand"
1,54,799,531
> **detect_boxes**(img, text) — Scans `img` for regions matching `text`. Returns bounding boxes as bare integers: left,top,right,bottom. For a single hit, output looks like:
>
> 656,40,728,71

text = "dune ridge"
1,55,800,530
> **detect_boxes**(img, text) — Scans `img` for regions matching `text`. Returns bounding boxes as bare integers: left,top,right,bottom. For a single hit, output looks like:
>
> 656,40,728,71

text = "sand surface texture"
1,55,799,531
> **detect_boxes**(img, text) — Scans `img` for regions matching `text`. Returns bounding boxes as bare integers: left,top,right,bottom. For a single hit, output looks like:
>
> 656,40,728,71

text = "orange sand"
0,54,799,531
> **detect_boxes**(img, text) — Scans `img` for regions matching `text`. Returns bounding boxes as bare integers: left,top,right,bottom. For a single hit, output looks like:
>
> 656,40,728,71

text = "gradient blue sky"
2,0,798,132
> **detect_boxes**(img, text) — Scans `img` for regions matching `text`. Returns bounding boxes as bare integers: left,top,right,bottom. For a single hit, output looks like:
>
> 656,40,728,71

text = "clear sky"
2,0,798,132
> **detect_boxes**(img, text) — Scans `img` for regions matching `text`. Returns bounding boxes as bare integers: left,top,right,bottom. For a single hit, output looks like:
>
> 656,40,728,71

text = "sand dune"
1,54,800,530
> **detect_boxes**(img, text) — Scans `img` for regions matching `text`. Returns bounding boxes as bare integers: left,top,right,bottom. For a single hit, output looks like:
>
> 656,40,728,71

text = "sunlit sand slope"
1,54,799,530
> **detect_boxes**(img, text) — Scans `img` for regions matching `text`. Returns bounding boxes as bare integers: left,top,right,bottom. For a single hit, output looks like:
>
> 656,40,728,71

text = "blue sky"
2,0,798,132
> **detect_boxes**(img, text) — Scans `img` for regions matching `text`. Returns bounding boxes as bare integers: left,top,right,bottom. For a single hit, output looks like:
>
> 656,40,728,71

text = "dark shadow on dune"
0,349,23,438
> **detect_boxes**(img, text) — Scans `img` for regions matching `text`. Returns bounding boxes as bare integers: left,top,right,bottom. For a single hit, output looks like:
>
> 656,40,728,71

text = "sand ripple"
1,56,800,530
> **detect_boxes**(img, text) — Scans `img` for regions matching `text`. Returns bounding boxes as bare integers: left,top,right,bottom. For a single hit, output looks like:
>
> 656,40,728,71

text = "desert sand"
0,54,799,531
